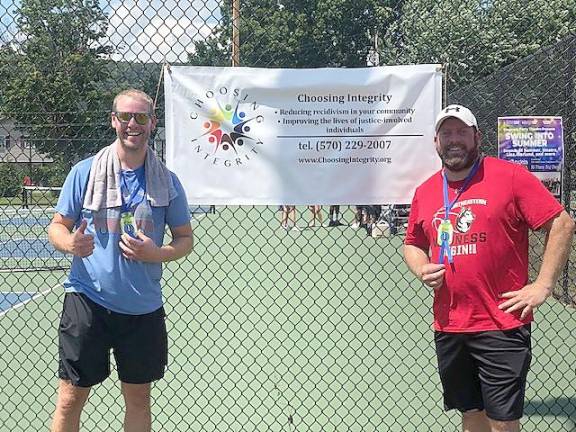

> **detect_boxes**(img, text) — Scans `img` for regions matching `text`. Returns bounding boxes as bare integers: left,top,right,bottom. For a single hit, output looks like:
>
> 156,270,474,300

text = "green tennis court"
0,206,574,431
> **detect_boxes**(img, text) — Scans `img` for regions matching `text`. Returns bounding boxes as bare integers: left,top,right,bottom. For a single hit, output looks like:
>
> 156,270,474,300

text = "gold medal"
120,211,137,237
437,219,454,246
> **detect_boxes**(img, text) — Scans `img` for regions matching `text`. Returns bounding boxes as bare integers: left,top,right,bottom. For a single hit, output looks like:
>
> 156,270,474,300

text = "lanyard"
120,170,146,213
438,157,482,264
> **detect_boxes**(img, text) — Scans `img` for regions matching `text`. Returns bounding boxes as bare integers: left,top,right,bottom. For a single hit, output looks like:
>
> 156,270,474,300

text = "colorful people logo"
193,98,263,155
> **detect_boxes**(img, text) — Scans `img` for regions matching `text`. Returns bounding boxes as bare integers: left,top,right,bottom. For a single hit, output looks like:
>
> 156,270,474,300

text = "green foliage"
30,161,69,187
380,0,576,87
189,0,399,68
0,161,67,198
0,163,23,197
188,0,575,85
0,0,114,165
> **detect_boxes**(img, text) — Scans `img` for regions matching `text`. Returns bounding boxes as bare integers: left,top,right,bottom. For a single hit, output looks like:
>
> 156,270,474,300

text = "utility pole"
232,0,240,66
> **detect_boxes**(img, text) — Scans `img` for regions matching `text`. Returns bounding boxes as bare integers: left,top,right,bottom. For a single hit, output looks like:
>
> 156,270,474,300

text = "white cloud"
105,0,221,63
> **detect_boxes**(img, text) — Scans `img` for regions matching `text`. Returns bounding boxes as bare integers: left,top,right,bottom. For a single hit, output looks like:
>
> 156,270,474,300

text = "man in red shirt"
404,104,574,432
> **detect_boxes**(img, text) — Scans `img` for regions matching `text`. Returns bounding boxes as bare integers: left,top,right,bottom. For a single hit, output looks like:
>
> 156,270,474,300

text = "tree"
0,163,23,197
380,0,576,205
188,0,400,68
380,0,576,87
0,0,114,165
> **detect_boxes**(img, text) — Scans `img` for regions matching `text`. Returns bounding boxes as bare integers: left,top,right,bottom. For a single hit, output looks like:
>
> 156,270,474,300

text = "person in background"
327,205,344,227
280,205,299,231
351,205,365,229
308,205,323,227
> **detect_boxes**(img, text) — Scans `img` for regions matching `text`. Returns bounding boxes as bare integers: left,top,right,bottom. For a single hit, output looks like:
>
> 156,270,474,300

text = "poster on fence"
164,64,442,205
497,116,564,199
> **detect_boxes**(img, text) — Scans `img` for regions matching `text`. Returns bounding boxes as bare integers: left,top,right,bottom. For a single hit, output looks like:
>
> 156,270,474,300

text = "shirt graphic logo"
432,199,487,258
455,206,475,233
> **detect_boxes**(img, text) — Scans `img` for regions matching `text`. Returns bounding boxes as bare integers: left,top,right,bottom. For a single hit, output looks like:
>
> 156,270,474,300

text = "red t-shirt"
405,157,563,332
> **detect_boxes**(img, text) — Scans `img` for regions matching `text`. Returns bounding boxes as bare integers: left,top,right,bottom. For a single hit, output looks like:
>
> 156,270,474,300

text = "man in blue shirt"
48,89,193,432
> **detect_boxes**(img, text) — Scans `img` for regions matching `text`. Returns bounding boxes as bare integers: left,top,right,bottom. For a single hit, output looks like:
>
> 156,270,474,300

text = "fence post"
561,37,575,303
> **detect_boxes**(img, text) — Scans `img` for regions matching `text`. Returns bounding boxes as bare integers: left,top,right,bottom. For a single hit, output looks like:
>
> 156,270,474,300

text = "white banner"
164,65,442,205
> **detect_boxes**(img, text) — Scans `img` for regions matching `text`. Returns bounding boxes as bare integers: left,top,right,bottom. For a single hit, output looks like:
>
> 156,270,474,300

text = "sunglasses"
113,111,152,125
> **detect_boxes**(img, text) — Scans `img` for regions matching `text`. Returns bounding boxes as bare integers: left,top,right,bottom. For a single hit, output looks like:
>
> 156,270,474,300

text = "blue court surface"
0,216,52,227
0,239,64,259
0,292,36,313
0,206,211,262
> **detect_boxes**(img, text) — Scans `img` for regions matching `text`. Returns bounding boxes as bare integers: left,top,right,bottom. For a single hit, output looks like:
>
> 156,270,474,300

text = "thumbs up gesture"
69,219,95,257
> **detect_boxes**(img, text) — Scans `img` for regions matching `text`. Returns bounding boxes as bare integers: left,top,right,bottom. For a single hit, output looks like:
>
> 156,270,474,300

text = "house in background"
0,118,54,166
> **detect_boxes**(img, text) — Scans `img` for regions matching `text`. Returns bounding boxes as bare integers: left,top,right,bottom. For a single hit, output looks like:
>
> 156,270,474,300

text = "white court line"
0,283,62,318
1,207,56,216
0,237,49,244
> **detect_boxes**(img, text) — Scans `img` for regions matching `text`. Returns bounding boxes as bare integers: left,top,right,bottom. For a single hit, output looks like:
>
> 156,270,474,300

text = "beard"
117,130,149,152
438,141,479,172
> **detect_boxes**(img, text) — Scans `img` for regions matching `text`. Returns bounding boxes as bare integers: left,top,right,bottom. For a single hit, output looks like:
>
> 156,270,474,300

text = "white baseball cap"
435,104,478,132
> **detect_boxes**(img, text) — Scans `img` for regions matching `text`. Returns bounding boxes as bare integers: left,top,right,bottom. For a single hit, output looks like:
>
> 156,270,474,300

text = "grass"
0,190,59,207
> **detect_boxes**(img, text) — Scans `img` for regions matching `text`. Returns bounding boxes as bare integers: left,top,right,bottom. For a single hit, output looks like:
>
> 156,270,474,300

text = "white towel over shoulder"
83,143,177,211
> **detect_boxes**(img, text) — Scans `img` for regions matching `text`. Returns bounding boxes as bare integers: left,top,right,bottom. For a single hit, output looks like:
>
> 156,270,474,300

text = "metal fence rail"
0,1,575,431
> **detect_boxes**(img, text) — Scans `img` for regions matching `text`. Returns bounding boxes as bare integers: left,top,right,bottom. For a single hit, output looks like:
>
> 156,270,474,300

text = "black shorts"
58,292,168,387
434,325,532,421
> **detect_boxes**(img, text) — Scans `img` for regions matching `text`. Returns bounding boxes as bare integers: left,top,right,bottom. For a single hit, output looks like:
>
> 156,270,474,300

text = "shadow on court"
525,397,576,429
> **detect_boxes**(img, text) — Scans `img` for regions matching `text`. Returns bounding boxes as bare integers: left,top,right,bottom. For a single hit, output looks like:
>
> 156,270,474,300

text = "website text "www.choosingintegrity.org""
298,156,392,165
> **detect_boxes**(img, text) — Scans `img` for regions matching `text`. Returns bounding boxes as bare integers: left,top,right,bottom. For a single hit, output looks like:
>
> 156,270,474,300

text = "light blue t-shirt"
55,156,190,315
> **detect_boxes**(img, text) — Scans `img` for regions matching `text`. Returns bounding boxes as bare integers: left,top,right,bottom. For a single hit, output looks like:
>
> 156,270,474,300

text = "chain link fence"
0,0,575,431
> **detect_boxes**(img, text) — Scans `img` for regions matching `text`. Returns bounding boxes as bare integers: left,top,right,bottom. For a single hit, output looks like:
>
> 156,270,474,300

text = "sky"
0,0,18,36
0,0,222,63
104,0,221,63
